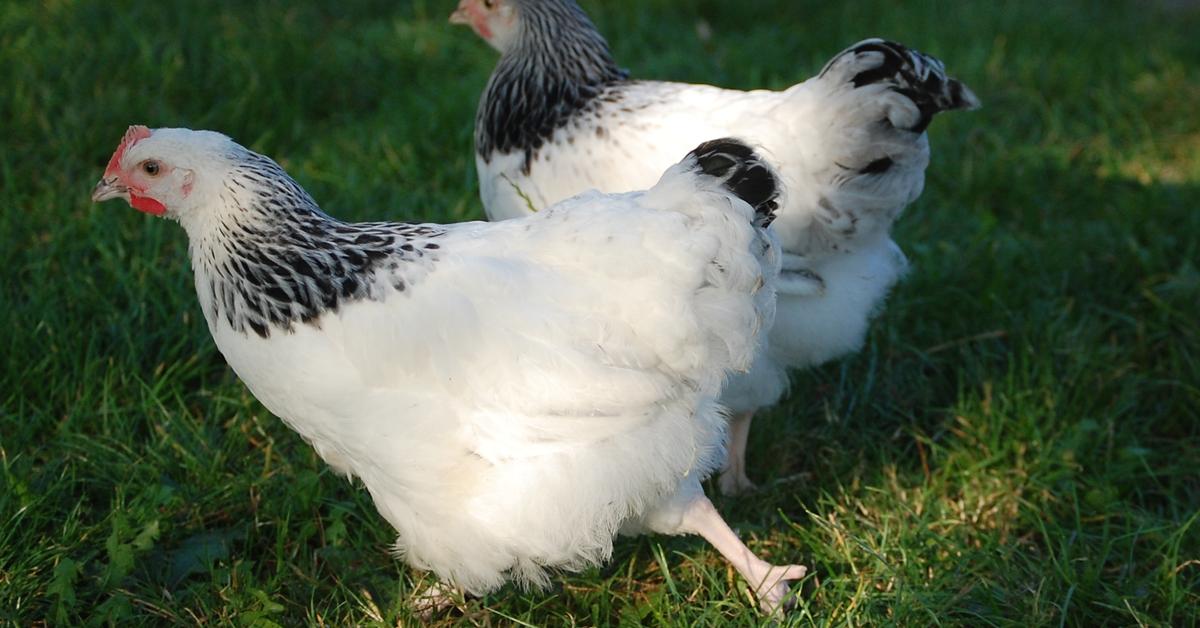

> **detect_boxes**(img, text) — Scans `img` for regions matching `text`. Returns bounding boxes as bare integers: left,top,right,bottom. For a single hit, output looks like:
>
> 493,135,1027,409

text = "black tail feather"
687,138,780,226
821,39,980,133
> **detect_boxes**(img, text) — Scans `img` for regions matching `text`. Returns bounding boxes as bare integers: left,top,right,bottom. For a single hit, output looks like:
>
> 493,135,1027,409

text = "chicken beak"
91,176,128,203
449,0,471,25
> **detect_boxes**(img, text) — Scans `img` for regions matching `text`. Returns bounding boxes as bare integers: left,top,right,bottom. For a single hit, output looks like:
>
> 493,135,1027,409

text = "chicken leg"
410,580,464,619
679,495,806,614
718,410,757,495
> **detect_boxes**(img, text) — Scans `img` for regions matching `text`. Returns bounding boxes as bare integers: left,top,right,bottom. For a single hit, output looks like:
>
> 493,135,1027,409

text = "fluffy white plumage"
93,128,807,612
454,0,978,492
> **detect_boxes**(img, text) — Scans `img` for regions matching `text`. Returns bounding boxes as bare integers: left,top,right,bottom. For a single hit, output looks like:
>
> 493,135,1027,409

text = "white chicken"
452,0,979,494
92,127,808,612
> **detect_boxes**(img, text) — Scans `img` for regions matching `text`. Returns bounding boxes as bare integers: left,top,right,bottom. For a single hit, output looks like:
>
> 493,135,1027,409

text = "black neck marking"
475,0,628,172
197,151,445,339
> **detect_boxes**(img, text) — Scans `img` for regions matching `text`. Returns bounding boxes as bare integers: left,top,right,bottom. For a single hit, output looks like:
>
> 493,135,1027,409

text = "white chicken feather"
92,127,807,612
452,0,979,493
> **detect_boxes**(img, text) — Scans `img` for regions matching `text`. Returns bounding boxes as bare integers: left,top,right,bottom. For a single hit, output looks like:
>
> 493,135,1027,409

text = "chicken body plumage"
477,76,916,410
199,170,776,594
94,128,808,609
456,0,978,491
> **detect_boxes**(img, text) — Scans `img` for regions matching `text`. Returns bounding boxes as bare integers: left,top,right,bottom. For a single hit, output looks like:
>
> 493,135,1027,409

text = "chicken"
452,0,979,494
91,126,809,613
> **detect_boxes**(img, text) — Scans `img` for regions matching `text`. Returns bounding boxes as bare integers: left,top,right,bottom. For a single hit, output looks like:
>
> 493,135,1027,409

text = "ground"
0,0,1197,625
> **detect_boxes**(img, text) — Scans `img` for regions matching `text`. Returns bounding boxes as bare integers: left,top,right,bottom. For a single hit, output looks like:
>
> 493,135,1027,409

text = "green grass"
2,0,1198,625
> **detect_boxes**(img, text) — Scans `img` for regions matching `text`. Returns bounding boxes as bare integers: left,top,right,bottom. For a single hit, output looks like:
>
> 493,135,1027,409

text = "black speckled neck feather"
196,150,445,338
475,0,628,172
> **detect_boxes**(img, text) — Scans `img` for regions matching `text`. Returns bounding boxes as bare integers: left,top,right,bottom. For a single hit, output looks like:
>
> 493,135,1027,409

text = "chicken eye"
483,0,494,7
141,160,161,176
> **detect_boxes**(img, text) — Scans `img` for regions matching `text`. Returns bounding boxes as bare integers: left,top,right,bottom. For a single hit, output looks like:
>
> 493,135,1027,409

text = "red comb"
104,125,152,175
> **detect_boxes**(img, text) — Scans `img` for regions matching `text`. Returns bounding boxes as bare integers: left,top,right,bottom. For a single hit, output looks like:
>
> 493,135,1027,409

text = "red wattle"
472,10,492,39
131,193,167,216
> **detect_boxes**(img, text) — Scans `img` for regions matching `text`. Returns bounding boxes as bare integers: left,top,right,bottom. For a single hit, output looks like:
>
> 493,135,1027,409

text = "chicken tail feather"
819,39,980,133
769,39,976,260
684,138,780,227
